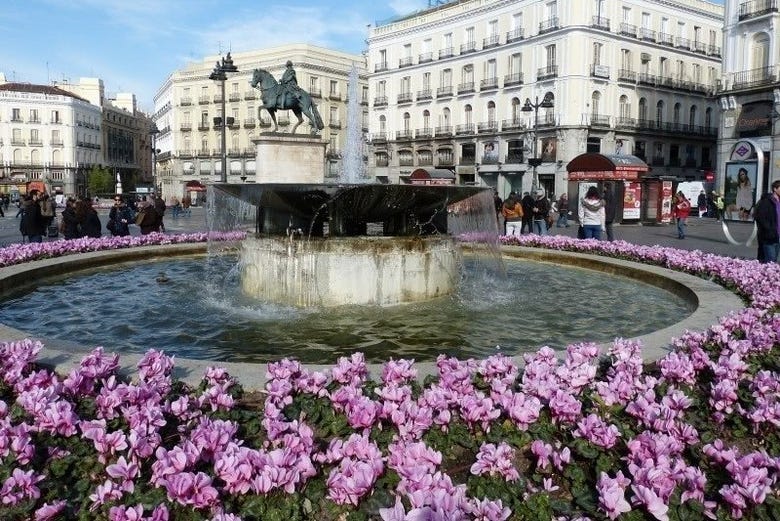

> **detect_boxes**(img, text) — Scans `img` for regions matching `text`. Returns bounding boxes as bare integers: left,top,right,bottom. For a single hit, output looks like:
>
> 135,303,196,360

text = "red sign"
623,182,641,219
568,170,641,181
660,181,673,223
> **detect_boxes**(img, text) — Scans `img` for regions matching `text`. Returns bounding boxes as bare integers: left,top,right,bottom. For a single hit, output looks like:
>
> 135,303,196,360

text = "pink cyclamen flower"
597,471,632,520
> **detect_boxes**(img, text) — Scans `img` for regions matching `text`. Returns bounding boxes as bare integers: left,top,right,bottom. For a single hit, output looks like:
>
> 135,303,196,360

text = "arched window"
689,106,697,129
656,100,664,125
403,112,411,132
441,107,451,128
673,103,681,125
705,107,713,128
511,98,521,121
464,104,473,125
201,135,208,153
591,91,601,115
543,92,555,123
638,98,648,121
30,149,40,165
423,110,431,130
752,33,770,71
487,101,496,123
619,95,630,121
379,115,386,133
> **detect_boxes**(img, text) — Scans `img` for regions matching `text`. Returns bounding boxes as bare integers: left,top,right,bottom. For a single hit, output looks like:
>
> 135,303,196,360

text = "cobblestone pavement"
0,206,761,260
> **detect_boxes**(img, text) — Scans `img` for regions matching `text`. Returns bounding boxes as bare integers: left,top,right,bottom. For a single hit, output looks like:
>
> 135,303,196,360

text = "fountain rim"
0,242,743,390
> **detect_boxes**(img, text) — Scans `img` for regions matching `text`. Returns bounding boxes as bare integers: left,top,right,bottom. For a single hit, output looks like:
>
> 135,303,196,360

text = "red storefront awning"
566,153,649,181
185,180,207,192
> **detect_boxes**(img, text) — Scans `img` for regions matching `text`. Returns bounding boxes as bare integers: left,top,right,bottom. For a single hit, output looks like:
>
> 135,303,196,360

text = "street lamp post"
209,53,238,183
521,93,554,192
150,123,160,196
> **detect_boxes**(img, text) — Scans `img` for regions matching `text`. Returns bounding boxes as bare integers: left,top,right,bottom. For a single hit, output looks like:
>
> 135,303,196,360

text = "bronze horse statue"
250,68,324,134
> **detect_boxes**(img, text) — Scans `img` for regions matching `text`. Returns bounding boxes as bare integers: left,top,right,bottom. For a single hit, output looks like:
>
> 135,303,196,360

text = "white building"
716,0,780,208
0,75,102,197
152,44,367,200
367,0,723,201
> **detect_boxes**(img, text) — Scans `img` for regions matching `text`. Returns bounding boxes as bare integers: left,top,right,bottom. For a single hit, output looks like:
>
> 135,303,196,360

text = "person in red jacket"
674,191,692,239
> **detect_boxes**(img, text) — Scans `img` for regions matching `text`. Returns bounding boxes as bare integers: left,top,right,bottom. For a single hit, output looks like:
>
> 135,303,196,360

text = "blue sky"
1,0,724,113
0,0,429,112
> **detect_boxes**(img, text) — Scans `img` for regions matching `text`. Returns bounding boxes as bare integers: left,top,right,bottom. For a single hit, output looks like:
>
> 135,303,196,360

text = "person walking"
673,191,692,239
60,198,80,240
77,198,102,238
603,182,616,241
153,194,167,232
697,190,707,218
107,196,133,237
501,193,523,237
136,198,161,235
715,191,725,221
20,190,46,243
578,186,605,240
520,192,534,234
556,193,569,228
754,179,780,263
531,189,550,236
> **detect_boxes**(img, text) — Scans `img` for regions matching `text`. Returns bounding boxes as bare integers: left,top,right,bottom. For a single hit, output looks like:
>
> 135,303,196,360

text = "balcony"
180,122,192,131
242,118,255,129
417,89,433,101
244,91,256,100
436,85,454,98
277,116,290,126
418,155,433,166
708,45,721,57
259,119,272,128
329,120,342,129
638,73,656,85
180,97,193,106
418,52,434,63
591,64,610,79
460,41,477,54
375,158,389,167
501,118,524,131
50,119,62,125
732,66,776,89
537,65,558,81
399,57,414,68
477,121,499,133
537,114,557,128
213,94,223,103
504,72,524,87
309,88,322,98
617,69,637,82
439,47,455,59
615,117,637,129
229,92,241,102
198,96,210,104
693,41,707,54
482,35,500,49
739,0,778,20
589,114,610,127
675,37,691,50
539,17,560,34
658,32,674,46
29,139,43,147
455,124,475,135
228,148,242,157
395,130,414,140
399,157,415,167
397,92,413,104
435,125,453,136
198,124,210,131
373,96,388,107
480,77,499,90
592,16,610,31
375,61,389,72
50,139,64,147
416,127,433,139
370,132,387,143
506,27,524,42
640,28,656,41
619,22,637,37
179,149,194,158
197,148,210,157
457,82,475,94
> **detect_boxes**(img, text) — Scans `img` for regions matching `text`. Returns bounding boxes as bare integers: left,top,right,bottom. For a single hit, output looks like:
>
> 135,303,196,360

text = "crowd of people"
14,192,173,243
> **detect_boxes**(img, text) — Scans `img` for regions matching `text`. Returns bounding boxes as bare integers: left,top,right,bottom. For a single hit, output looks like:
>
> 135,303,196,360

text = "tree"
87,166,115,197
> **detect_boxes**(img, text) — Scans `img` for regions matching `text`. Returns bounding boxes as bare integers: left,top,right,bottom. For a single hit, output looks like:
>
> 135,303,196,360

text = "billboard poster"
482,141,498,164
623,181,641,219
660,181,673,223
541,137,557,162
724,162,757,221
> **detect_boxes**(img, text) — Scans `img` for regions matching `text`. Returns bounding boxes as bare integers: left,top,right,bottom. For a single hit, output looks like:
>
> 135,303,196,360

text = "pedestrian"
578,186,605,240
171,196,181,219
107,196,133,237
182,195,192,217
20,190,46,243
501,193,523,237
77,198,102,238
136,198,160,235
153,194,167,232
556,193,569,228
754,179,780,263
603,182,616,241
531,189,550,236
520,192,534,234
673,191,691,239
60,197,80,240
715,191,725,221
697,190,707,218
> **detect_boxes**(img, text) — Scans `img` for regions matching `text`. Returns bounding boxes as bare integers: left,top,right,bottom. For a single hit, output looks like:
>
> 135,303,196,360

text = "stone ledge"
0,243,744,390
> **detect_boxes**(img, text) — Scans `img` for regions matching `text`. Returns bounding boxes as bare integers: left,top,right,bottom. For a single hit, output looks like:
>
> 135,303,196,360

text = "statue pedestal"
252,132,327,183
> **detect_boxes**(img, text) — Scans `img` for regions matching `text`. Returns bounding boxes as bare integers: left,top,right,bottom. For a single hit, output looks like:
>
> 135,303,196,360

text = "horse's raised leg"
290,108,304,134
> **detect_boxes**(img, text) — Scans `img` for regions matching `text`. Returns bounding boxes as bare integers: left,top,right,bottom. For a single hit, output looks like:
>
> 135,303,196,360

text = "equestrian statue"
250,60,324,134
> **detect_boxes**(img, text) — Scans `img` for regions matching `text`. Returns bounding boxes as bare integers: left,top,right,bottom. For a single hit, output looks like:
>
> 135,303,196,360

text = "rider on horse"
278,60,302,108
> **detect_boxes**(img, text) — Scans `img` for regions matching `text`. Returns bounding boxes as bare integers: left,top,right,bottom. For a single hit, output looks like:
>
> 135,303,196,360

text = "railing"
180,97,192,106
244,91,256,100
373,96,388,106
198,96,210,104
243,119,256,128
395,130,413,140
537,114,557,128
477,121,499,133
417,89,433,101
501,119,524,131
589,114,610,127
693,41,707,54
438,47,455,59
329,121,342,129
592,16,610,30
399,57,414,68
213,95,223,103
416,127,433,138
460,41,477,54
732,66,776,89
309,88,321,98
539,17,560,34
50,119,62,125
638,72,656,85
375,62,389,72
397,92,413,104
435,125,453,136
50,139,64,146
198,124,210,131
29,139,43,146
504,72,524,86
615,117,637,129
180,123,192,131
739,0,778,20
480,77,499,90
482,35,500,49
418,52,433,63
708,44,721,57
506,27,524,42
458,82,475,94
640,28,656,41
618,69,637,82
455,124,475,135
658,32,674,46
229,93,241,102
537,65,558,81
436,86,454,97
675,37,691,50
370,132,387,142
375,159,389,167
619,22,637,37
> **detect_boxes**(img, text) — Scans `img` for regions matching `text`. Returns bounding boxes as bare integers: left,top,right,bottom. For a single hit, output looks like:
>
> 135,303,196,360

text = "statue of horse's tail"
312,103,324,130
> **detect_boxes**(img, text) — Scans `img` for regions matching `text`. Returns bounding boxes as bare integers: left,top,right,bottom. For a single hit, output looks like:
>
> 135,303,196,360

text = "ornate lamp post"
521,93,554,192
209,53,238,183
149,123,160,195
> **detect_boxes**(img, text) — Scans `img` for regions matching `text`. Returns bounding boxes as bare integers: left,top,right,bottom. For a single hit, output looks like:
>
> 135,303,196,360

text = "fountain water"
339,65,368,184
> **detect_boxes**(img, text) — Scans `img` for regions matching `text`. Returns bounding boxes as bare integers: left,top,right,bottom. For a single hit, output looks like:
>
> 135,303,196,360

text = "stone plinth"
252,133,327,183
240,236,459,307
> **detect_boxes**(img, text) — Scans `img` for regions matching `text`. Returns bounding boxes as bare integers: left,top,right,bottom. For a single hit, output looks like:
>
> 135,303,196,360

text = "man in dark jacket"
603,182,617,241
20,190,46,243
754,179,780,263
520,192,534,234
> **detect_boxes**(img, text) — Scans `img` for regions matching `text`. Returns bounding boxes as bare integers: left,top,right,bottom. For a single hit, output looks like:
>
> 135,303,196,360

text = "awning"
736,101,772,132
185,180,207,192
566,153,649,181
409,168,456,185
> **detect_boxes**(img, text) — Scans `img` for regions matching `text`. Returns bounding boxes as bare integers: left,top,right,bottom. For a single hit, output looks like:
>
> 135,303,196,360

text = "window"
621,49,631,70
673,103,681,125
403,43,412,58
400,76,411,94
465,26,474,44
693,26,701,44
488,19,498,37
511,98,521,121
587,137,601,153
423,110,431,129
441,107,451,127
29,109,39,122
509,53,522,74
461,64,473,84
656,101,665,124
183,111,191,124
231,82,239,94
11,108,21,122
362,86,368,103
676,60,685,80
422,72,431,90
677,21,686,38
546,1,557,19
403,112,411,132
693,64,701,83
591,92,601,115
689,106,697,127
51,110,60,123
639,98,648,120
705,107,712,128
507,140,524,162
485,59,496,79
659,57,668,78
443,33,452,48
440,69,452,87
641,12,650,28
379,115,386,132
30,129,40,143
709,29,717,46
330,106,339,124
201,111,209,126
593,42,603,65
512,12,523,29
329,80,338,96
309,76,319,93
464,105,473,125
487,101,496,122
377,80,386,97
545,44,557,66
201,135,208,152
661,17,669,34
752,33,770,70
51,129,60,142
622,6,631,22
379,49,387,65
619,95,630,119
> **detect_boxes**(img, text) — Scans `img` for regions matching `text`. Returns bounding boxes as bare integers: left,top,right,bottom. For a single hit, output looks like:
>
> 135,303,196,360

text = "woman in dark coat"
60,198,81,240
75,198,102,238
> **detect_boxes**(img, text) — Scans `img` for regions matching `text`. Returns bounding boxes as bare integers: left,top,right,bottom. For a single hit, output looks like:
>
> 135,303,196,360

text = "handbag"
135,210,146,226
577,225,585,239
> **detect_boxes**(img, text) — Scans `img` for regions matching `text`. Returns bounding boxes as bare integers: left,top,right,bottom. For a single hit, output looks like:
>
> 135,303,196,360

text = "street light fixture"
209,52,239,183
521,93,554,192
149,123,160,196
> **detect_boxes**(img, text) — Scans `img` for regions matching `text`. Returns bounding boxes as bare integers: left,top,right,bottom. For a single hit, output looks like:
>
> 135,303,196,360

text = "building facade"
152,44,367,200
716,0,780,211
0,76,102,198
367,0,723,200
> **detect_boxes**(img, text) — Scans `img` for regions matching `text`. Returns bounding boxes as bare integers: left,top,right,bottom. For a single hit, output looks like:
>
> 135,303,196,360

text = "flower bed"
0,234,778,520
